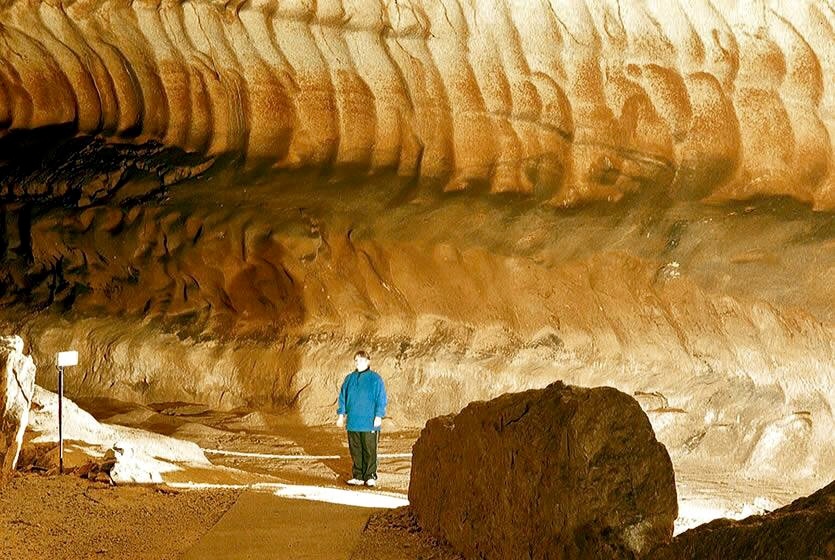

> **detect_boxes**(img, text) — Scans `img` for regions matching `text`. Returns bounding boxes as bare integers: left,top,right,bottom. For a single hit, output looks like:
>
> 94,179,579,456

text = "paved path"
181,490,383,560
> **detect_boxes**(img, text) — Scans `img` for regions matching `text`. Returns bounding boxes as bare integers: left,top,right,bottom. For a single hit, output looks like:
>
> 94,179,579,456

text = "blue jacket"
337,369,387,432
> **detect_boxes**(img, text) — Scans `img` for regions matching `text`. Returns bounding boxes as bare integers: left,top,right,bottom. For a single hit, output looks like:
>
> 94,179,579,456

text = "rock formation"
409,381,677,559
24,384,211,482
0,334,36,474
0,0,832,502
0,0,832,208
648,479,835,560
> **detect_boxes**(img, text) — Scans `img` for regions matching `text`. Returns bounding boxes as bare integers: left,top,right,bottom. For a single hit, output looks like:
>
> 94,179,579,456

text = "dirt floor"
0,473,460,560
1,398,826,559
0,475,240,560
353,507,463,560
0,399,439,560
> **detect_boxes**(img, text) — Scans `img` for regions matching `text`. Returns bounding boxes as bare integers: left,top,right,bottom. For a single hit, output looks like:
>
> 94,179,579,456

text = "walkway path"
180,487,396,559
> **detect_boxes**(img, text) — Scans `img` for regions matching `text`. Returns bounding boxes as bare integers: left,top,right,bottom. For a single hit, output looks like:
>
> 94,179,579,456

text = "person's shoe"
347,478,364,486
365,478,377,487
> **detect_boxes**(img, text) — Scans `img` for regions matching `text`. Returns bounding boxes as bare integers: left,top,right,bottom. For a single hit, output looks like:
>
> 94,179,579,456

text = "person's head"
354,350,370,372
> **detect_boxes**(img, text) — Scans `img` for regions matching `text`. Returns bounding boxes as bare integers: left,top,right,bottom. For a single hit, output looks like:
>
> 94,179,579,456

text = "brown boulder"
409,381,677,559
0,335,37,475
648,480,835,560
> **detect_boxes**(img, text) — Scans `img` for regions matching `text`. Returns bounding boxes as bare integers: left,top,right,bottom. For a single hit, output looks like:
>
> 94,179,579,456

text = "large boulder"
409,381,677,559
0,335,37,474
648,480,835,560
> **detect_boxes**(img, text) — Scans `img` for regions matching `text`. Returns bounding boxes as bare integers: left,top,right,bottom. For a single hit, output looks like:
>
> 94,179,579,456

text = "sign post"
55,351,78,474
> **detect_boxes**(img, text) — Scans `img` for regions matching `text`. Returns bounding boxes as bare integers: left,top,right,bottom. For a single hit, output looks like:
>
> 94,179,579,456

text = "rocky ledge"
649,479,835,560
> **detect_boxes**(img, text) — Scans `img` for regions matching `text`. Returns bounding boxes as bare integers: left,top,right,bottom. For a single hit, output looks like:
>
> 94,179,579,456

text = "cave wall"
3,180,832,486
0,0,833,488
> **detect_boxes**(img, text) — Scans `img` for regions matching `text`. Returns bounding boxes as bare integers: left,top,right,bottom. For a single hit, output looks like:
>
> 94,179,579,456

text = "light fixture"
55,350,79,473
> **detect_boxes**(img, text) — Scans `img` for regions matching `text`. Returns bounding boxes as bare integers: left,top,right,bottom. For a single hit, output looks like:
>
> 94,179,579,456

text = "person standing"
336,350,387,487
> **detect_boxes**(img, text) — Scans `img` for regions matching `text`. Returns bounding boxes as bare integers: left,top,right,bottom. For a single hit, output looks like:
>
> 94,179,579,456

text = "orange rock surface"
0,0,832,504
0,0,832,207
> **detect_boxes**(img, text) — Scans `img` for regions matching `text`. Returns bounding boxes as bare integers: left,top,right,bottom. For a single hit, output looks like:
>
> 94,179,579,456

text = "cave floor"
180,491,379,560
101,399,825,537
3,398,825,560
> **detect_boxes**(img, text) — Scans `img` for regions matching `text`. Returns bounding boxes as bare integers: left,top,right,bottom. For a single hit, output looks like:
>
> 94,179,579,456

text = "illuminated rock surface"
409,382,677,559
648,480,835,560
0,0,833,208
23,384,211,482
1,0,833,225
0,334,35,473
0,0,832,513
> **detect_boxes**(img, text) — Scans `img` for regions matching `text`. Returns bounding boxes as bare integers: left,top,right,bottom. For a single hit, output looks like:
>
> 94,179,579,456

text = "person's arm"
337,375,348,427
373,375,387,427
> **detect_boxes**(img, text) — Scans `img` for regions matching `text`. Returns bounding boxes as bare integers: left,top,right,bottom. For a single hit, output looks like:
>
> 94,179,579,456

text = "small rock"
94,472,111,484
75,461,96,478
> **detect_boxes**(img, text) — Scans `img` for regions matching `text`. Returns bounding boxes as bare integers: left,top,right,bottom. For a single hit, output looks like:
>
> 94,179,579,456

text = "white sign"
56,351,78,367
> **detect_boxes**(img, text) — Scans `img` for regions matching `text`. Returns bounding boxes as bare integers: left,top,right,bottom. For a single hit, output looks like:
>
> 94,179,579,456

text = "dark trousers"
347,431,378,481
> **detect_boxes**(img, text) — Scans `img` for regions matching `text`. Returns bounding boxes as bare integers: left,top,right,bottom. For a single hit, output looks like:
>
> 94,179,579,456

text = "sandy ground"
181,490,379,560
2,399,435,560
1,398,826,559
354,508,463,560
0,475,239,560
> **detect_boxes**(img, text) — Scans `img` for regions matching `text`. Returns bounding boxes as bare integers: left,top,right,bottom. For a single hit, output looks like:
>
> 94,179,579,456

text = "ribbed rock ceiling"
1,0,832,206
